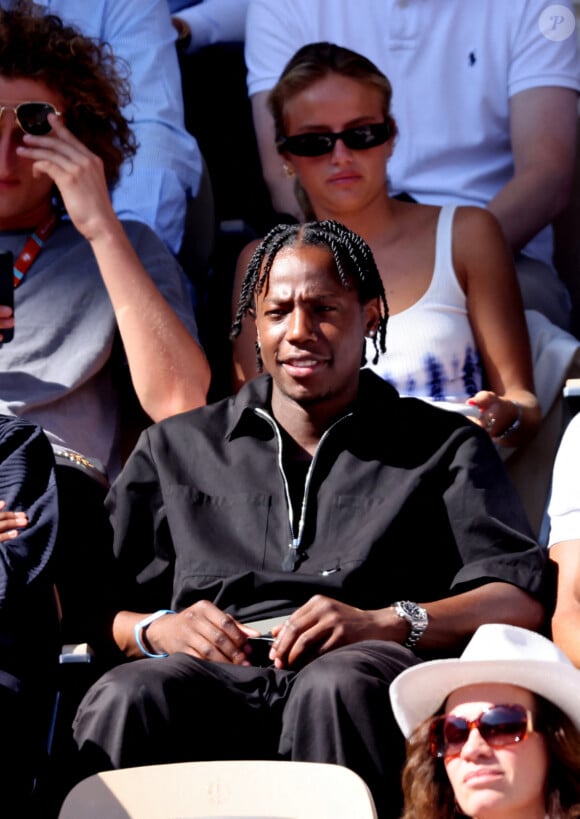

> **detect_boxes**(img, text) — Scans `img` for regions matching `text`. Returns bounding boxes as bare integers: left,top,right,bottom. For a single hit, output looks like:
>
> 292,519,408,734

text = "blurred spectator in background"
23,0,204,255
171,0,248,54
0,417,59,806
246,0,580,329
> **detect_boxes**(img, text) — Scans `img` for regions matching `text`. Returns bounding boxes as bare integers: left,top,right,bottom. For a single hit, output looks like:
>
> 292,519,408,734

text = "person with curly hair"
390,623,580,819
23,0,204,256
0,2,210,641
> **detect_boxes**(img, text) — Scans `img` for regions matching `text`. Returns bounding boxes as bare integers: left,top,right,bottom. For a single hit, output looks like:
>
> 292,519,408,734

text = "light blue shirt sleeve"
34,0,203,255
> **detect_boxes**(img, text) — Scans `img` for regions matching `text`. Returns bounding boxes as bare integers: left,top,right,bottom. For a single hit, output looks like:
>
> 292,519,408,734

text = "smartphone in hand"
246,634,275,667
0,251,14,343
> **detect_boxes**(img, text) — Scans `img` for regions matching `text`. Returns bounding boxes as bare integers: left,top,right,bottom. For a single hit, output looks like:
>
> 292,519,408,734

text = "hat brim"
390,657,580,737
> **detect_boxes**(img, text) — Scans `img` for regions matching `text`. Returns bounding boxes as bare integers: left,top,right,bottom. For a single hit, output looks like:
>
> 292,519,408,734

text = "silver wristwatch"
393,600,428,649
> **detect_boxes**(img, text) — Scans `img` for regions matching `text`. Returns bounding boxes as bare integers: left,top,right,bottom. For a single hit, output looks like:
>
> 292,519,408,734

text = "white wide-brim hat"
390,623,580,738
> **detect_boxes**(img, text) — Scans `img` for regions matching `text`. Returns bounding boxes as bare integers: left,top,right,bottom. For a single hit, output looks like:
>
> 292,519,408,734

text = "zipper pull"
282,539,300,572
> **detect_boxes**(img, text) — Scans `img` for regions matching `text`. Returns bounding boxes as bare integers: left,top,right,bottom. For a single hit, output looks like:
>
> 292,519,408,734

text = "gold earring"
282,163,295,178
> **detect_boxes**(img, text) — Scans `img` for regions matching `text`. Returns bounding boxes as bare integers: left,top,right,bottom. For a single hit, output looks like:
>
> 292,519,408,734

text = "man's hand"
17,114,118,243
268,595,402,669
142,600,261,665
0,500,27,542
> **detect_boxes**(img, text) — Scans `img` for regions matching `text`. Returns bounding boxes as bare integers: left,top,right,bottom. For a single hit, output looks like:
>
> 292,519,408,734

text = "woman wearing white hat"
389,623,580,819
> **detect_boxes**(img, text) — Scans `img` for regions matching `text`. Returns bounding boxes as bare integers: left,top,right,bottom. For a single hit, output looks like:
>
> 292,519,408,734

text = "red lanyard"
13,212,60,288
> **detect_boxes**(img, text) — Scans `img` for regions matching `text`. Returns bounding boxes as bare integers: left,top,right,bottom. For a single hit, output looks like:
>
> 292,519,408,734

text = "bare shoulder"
237,237,263,270
453,205,503,240
453,206,510,263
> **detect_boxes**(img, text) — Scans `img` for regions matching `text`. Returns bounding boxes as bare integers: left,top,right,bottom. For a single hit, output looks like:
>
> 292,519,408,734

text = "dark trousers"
73,640,421,819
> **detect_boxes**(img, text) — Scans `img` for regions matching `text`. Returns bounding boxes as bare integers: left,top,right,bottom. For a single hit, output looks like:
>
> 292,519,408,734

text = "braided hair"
230,220,388,369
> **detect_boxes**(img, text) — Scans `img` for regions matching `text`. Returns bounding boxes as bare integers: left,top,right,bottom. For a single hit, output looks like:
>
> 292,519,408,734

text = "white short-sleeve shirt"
548,413,580,546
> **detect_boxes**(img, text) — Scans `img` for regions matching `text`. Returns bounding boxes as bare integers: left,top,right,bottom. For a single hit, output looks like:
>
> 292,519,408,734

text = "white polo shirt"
549,412,580,546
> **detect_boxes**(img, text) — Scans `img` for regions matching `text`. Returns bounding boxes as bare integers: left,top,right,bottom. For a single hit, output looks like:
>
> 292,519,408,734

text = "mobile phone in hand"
0,251,14,343
247,634,275,667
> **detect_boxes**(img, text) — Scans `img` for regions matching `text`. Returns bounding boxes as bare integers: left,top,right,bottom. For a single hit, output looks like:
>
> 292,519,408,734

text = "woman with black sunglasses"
231,42,542,451
389,623,580,819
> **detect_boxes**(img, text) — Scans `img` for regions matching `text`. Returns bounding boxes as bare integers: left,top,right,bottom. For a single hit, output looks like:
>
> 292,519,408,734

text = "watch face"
401,602,427,624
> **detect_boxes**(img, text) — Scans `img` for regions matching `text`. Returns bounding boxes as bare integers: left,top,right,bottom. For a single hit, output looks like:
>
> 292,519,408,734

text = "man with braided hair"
73,221,547,819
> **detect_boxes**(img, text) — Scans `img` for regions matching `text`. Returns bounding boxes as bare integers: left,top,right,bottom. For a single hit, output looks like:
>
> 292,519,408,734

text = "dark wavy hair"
268,42,395,220
0,0,136,195
230,219,388,370
401,695,580,819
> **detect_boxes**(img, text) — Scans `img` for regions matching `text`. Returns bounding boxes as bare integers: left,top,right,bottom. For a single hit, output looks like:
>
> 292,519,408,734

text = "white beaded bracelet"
134,609,176,658
496,401,523,440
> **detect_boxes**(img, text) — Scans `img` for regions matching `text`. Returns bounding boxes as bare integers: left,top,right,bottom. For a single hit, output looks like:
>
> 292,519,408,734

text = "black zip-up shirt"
107,371,546,624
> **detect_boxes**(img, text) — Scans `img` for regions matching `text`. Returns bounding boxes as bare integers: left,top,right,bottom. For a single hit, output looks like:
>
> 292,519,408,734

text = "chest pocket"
164,486,275,579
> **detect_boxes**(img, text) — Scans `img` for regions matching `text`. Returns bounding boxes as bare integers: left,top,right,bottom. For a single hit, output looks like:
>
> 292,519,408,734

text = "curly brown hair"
401,695,580,819
0,0,136,191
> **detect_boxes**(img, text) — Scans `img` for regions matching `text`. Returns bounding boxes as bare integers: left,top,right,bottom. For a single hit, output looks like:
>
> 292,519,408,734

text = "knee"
74,662,149,737
291,640,412,703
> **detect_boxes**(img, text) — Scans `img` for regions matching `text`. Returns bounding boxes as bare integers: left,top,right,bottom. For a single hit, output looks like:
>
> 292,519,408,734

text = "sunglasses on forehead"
0,101,61,136
278,119,393,157
429,703,536,759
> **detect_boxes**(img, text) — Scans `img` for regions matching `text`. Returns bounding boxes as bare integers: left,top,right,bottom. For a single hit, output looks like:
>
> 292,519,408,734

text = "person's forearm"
112,610,151,658
90,221,210,420
487,167,573,253
550,541,580,668
251,92,304,219
176,0,249,51
552,610,580,668
417,583,544,650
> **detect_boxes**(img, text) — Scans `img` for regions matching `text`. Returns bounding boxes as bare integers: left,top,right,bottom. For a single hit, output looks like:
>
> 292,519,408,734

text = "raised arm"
18,115,210,421
173,0,249,53
251,91,302,219
454,206,541,446
487,86,578,253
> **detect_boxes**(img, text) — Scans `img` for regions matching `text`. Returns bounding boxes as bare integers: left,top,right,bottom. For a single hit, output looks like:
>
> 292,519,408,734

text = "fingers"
467,392,520,439
0,502,28,540
269,598,328,669
17,115,103,179
0,309,15,343
179,602,252,665
16,119,114,240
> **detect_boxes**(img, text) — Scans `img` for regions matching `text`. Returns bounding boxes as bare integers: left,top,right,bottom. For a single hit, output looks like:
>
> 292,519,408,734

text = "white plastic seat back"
58,759,378,819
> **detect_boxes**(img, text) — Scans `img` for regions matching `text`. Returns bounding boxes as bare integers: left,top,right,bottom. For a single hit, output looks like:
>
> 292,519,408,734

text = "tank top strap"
430,204,463,300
